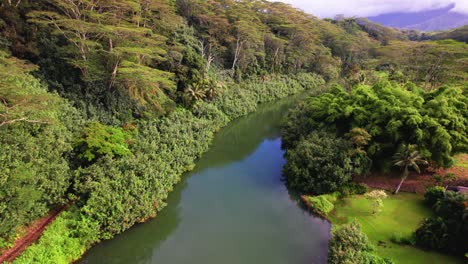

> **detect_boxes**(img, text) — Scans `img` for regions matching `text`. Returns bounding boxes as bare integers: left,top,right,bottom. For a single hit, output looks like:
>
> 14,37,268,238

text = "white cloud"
277,0,468,18
452,1,468,13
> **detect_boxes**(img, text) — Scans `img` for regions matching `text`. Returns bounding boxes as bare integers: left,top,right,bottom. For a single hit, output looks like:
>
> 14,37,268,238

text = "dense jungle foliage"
282,77,467,196
0,0,467,263
283,78,467,168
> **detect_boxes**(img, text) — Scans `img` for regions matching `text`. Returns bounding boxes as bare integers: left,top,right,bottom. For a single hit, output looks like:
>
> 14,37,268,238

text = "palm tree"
204,78,219,100
393,144,428,194
185,82,206,102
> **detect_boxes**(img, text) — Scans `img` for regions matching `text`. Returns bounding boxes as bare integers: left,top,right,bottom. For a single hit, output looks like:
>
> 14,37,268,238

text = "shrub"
302,193,339,217
415,217,450,251
365,190,388,214
415,191,468,255
415,217,450,250
329,222,393,264
424,186,446,207
192,101,230,129
74,109,221,239
433,191,466,219
433,173,457,186
390,232,416,245
74,122,132,162
340,183,369,196
432,174,444,185
329,222,372,260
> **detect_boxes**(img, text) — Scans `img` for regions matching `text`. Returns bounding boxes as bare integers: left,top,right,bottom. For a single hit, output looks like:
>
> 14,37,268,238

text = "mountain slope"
368,4,468,31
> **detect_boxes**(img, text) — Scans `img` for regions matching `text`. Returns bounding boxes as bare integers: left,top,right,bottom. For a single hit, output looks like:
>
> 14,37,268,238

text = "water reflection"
194,95,300,171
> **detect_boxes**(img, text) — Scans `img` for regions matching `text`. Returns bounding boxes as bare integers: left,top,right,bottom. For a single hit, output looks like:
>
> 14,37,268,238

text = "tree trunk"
109,58,120,89
394,166,408,194
206,53,213,72
232,37,244,70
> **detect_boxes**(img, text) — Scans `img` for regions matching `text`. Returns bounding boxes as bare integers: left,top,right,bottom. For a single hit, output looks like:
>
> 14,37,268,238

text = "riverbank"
328,192,464,264
11,74,325,264
302,189,465,264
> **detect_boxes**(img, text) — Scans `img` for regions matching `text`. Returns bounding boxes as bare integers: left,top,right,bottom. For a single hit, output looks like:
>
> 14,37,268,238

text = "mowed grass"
329,192,464,264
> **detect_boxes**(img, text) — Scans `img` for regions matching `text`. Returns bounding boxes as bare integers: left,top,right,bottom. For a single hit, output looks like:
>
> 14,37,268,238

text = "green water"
79,96,330,264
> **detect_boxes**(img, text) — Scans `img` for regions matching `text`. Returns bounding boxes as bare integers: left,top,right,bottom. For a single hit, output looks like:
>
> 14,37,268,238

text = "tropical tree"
365,190,387,214
393,144,428,194
0,51,58,127
203,78,223,101
346,127,371,150
185,82,206,102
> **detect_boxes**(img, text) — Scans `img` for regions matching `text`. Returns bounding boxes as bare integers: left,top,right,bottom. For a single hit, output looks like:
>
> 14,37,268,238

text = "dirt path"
356,155,468,194
0,206,66,263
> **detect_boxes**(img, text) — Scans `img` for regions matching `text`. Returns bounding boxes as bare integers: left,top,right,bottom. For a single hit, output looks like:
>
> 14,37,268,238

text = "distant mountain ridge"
367,3,468,32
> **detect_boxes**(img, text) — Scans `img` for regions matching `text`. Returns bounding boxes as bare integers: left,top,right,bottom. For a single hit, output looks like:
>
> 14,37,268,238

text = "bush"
433,173,457,186
365,190,388,214
424,186,446,207
302,193,339,217
329,222,393,264
192,101,230,129
390,233,416,245
415,191,468,255
340,183,369,196
433,191,466,219
213,85,258,119
415,217,450,251
73,122,132,162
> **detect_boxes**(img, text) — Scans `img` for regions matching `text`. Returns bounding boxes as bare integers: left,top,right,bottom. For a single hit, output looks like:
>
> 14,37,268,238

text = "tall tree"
393,144,428,194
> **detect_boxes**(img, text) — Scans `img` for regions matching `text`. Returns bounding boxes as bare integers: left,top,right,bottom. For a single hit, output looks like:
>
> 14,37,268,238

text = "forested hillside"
0,0,467,263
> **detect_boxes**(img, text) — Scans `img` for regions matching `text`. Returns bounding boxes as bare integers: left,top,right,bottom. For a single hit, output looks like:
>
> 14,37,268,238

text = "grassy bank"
328,192,464,264
12,74,325,264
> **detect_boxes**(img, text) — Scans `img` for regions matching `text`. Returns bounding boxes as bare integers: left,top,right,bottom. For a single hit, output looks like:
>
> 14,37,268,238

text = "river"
79,95,330,264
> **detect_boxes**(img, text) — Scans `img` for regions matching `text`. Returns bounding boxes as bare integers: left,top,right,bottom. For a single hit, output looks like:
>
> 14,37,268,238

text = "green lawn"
328,192,464,264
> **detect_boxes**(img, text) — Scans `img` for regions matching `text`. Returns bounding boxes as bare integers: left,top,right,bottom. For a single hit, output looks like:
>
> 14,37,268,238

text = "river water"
80,95,330,264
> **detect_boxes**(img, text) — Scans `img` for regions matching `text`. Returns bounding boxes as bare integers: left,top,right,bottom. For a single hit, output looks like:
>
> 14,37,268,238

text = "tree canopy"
283,79,467,169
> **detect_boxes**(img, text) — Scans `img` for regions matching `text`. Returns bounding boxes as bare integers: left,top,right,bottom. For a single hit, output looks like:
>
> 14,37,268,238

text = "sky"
277,0,468,18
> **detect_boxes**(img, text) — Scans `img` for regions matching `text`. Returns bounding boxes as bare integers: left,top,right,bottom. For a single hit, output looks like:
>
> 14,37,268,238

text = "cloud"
452,1,468,13
277,0,468,18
